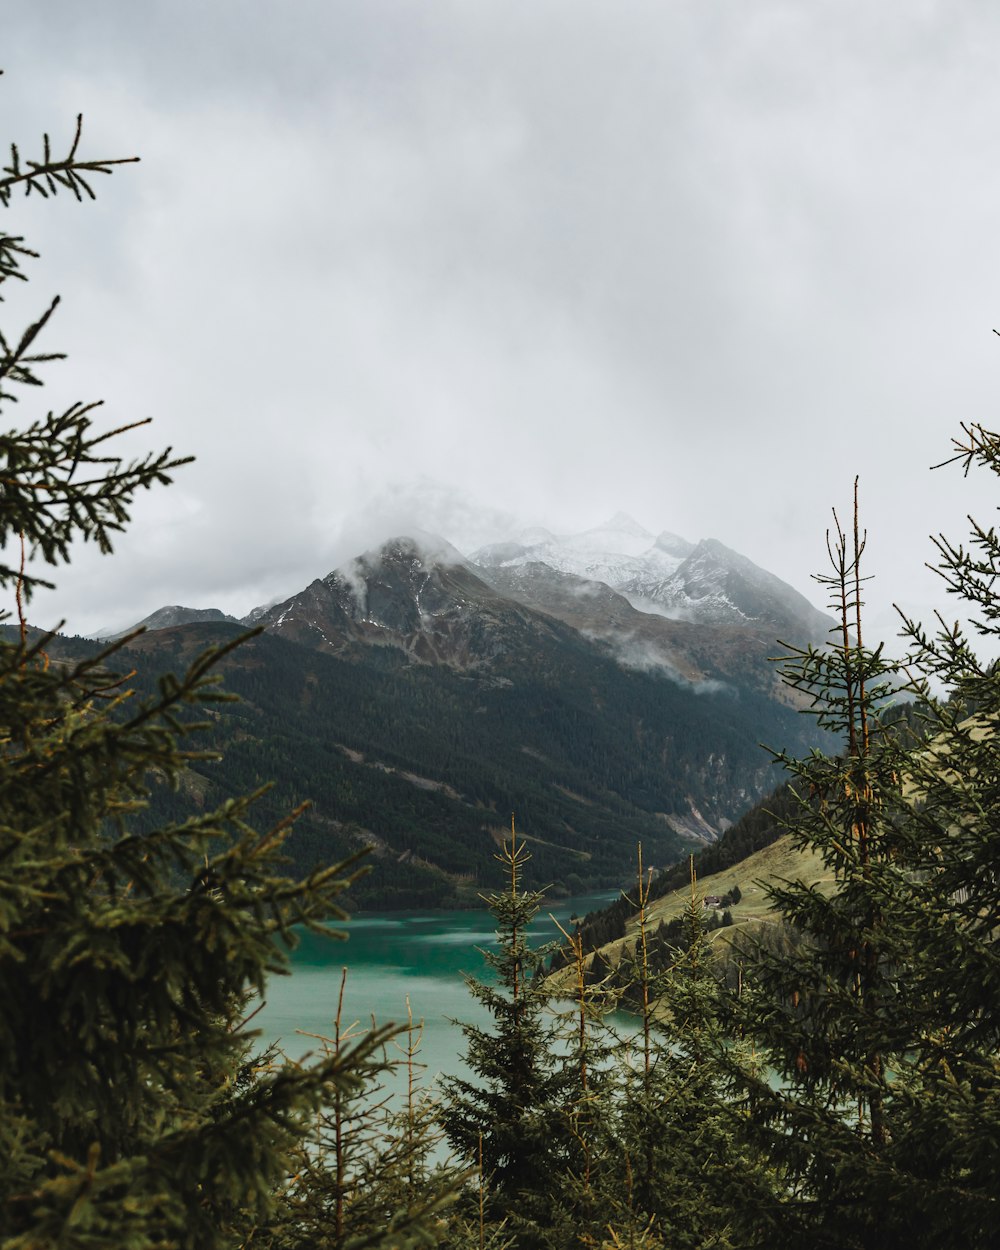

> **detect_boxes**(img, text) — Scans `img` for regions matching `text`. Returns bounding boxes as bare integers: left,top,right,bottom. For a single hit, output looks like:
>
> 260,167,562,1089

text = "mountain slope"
107,597,819,908
545,826,830,996
96,605,240,639
474,560,796,701
561,697,927,980
75,528,835,909
472,514,830,639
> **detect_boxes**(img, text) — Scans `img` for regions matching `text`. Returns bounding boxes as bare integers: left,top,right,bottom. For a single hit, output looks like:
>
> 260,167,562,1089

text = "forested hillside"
566,685,927,960
51,613,818,907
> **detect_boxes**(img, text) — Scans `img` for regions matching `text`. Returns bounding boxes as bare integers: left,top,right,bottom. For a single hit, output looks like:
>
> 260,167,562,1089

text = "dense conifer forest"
22,590,824,911
108,618,813,907
5,85,1000,1249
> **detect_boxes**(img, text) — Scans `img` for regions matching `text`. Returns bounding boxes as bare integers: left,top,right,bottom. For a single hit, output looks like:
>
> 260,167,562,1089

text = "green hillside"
548,828,833,994
111,620,823,908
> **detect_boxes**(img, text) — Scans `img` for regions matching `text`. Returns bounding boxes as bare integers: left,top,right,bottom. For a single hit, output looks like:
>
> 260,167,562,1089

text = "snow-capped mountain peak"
354,530,467,570
471,514,685,592
472,517,829,639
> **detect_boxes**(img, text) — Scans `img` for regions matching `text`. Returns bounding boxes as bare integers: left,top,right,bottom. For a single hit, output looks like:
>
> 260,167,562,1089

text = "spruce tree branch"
0,115,138,206
0,233,37,296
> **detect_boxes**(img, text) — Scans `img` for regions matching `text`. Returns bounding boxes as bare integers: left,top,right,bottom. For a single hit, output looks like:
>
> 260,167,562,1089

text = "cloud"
582,628,730,695
622,595,699,625
5,2,1000,648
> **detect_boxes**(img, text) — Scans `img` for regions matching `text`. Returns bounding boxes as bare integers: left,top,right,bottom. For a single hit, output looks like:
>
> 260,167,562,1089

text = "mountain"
245,534,808,702
96,605,240,640
247,520,829,696
244,535,566,668
79,522,834,908
472,514,689,605
472,514,830,639
471,560,794,701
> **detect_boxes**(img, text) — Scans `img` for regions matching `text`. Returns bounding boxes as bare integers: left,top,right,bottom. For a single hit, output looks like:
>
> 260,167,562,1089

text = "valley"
82,514,835,909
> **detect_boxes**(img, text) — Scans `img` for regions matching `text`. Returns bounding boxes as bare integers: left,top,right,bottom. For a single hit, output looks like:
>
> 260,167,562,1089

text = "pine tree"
439,819,571,1248
0,86,441,1249
543,908,618,1248
721,486,922,1248
696,448,1000,1247
870,422,1000,1243
610,843,661,1227
263,974,457,1249
608,852,771,1249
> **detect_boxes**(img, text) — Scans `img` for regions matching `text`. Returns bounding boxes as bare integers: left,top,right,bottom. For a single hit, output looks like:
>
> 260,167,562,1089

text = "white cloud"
4,1,1000,646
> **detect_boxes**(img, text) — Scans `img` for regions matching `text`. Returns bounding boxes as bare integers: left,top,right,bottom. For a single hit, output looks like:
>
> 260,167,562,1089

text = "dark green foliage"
440,825,574,1247
605,856,774,1248
719,474,1000,1248
715,491,907,1246
0,93,449,1250
864,424,1000,1244
67,579,825,907
261,976,458,1250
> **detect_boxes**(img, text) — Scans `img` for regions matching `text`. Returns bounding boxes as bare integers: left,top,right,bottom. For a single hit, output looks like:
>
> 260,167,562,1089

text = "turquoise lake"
256,890,620,1093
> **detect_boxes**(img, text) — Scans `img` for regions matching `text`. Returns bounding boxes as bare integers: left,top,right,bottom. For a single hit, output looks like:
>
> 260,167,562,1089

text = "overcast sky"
5,2,1000,646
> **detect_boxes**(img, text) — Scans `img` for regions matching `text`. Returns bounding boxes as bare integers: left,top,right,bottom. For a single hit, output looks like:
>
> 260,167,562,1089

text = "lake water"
256,890,620,1092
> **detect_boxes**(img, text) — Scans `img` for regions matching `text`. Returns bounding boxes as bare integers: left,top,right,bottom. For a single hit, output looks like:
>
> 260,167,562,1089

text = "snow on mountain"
243,595,286,626
622,537,832,636
472,513,829,639
474,513,690,593
105,516,827,655
239,533,570,668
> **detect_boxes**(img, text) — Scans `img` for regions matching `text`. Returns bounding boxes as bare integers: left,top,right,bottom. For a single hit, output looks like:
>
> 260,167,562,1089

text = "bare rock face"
243,525,827,702
244,536,568,668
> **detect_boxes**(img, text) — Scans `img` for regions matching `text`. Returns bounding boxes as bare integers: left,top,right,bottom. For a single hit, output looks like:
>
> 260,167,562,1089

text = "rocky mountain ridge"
471,513,830,639
96,605,240,640
231,520,829,703
76,518,835,905
246,537,557,668
99,513,830,658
